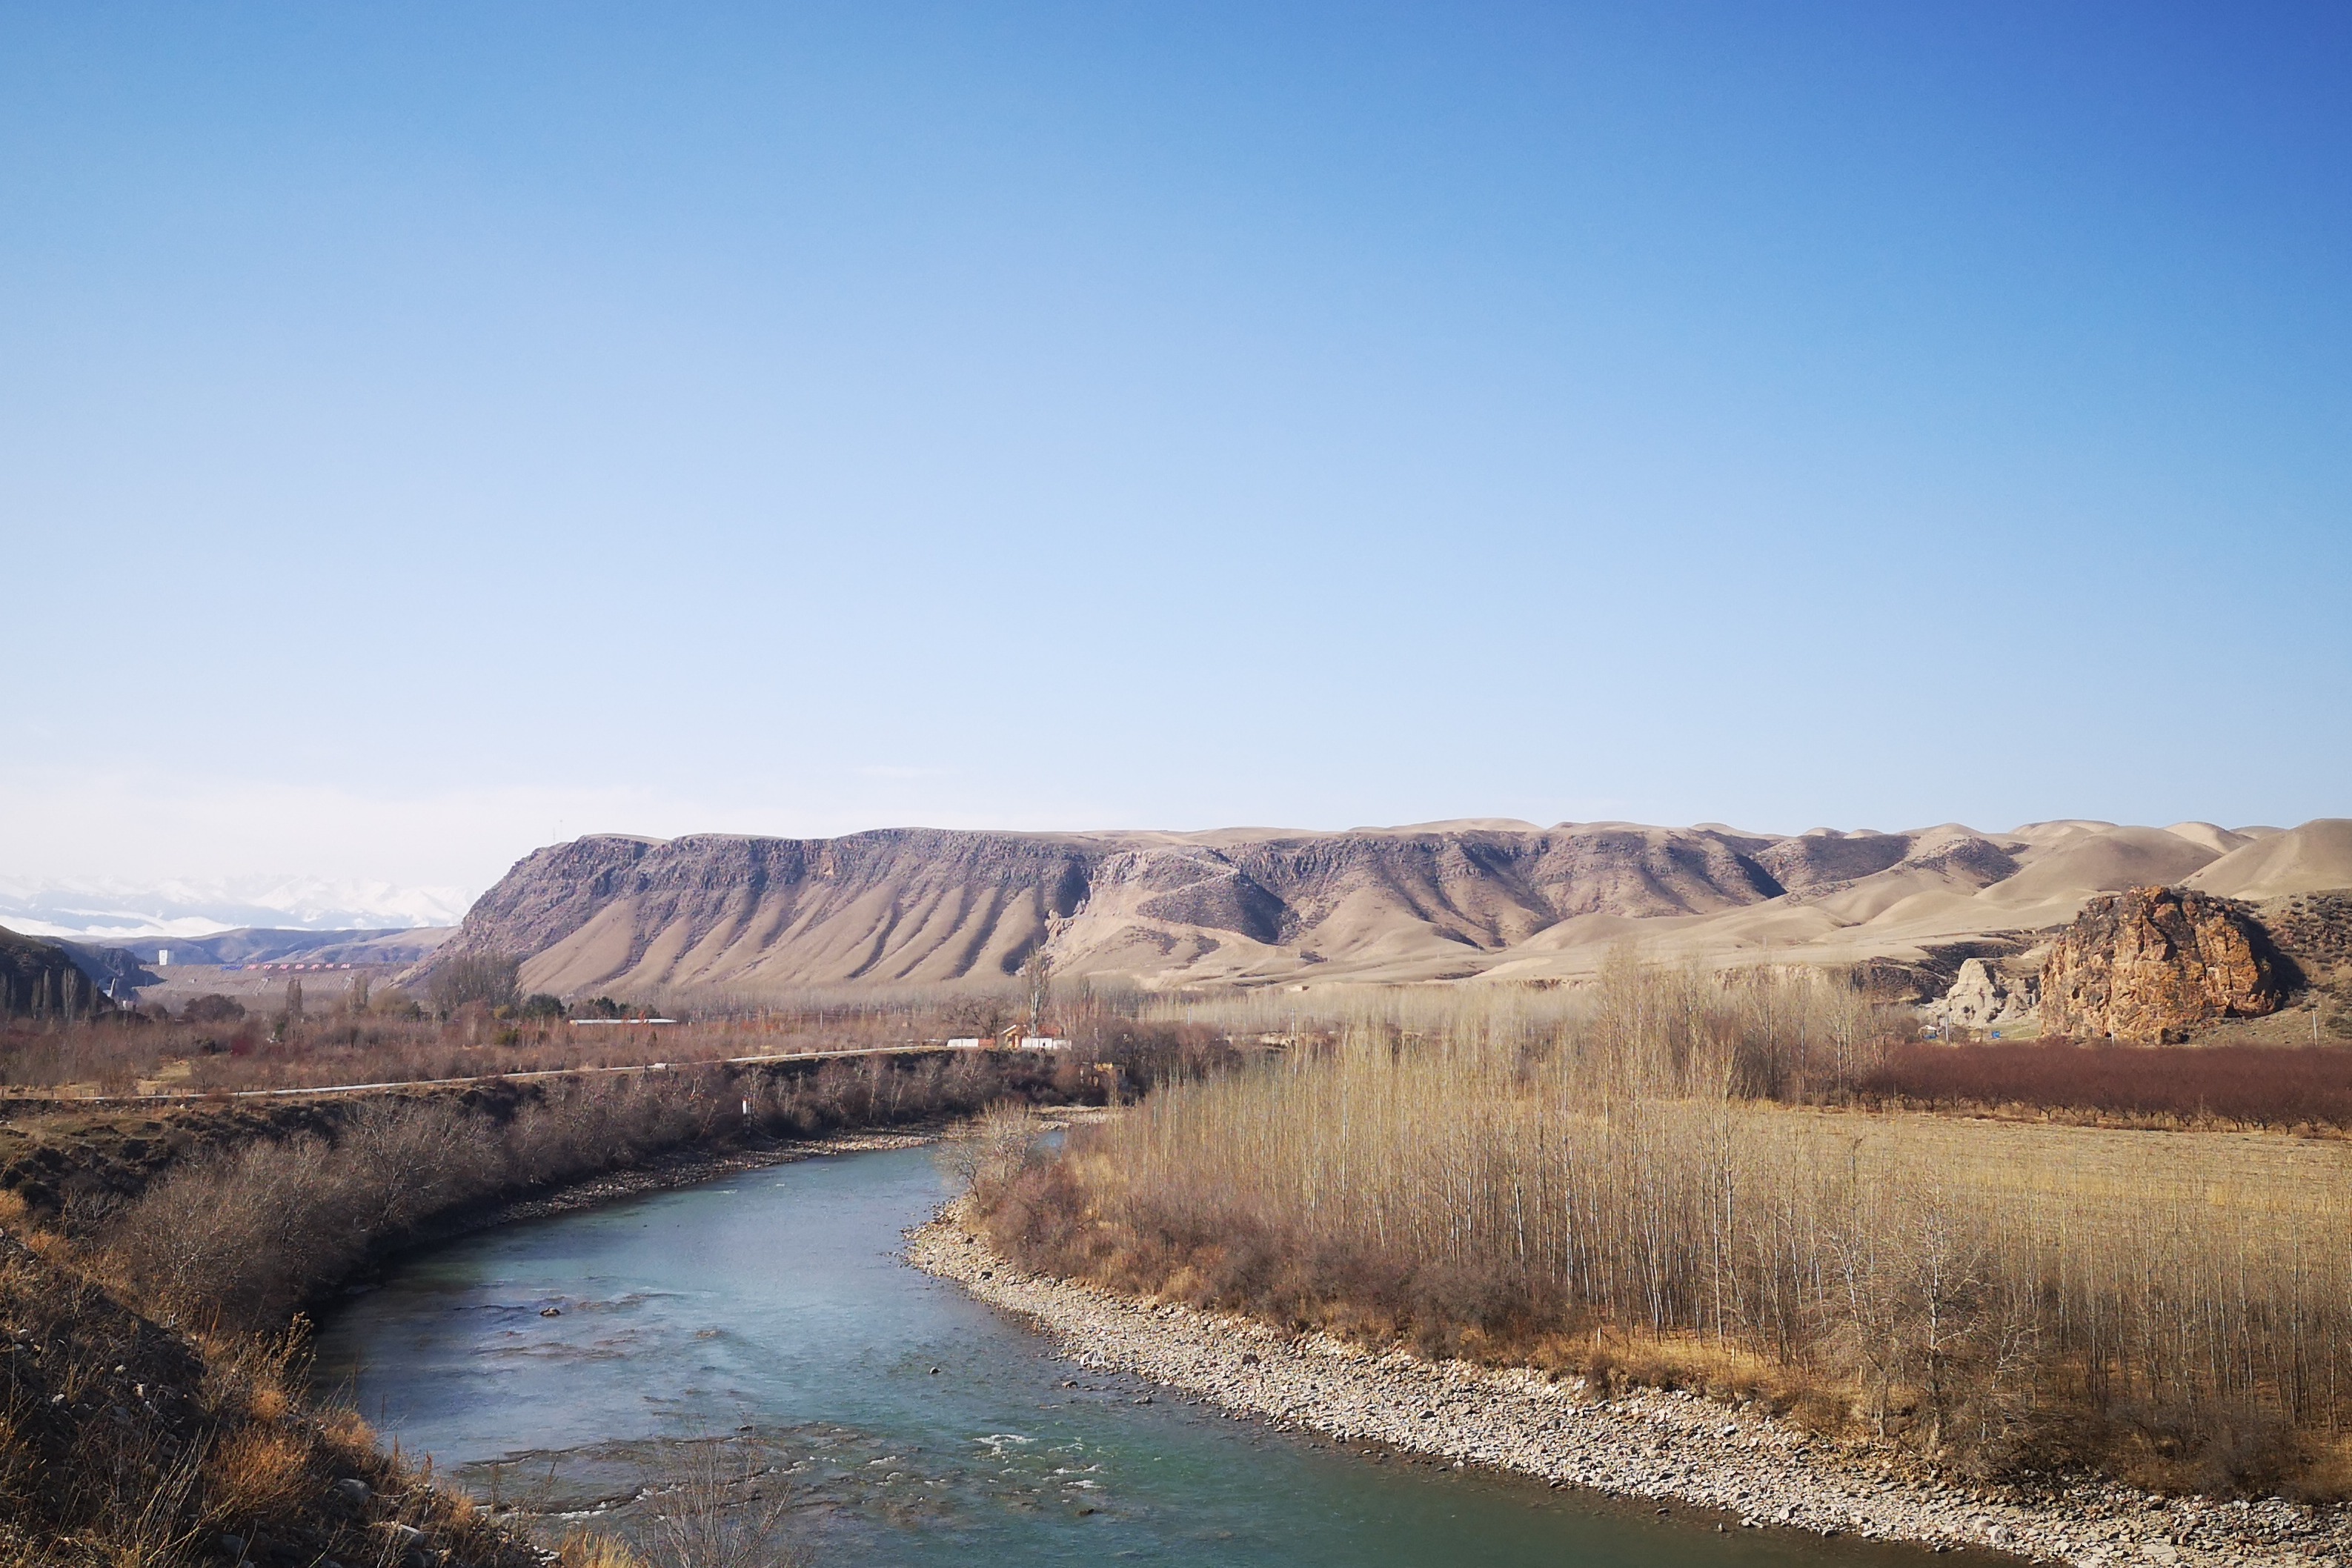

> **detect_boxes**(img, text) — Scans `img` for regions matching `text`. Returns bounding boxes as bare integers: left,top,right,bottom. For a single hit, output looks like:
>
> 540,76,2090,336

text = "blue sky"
3,2,2346,900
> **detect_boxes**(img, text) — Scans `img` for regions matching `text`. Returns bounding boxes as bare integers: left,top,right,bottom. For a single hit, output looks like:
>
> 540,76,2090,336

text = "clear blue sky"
4,2,2346,897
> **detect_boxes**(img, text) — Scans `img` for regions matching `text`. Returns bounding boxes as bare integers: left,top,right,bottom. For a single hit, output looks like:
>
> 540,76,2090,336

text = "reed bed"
985,964,2352,1496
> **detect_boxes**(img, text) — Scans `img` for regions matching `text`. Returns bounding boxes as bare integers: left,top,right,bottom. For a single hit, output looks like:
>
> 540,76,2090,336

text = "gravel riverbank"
908,1206,2350,1568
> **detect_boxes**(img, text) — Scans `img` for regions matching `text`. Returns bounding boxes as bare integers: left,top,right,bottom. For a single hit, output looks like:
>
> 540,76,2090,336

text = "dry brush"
983,964,2352,1498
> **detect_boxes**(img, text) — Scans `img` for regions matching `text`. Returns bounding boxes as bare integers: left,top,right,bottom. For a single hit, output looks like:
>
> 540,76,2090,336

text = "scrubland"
979,959,2352,1498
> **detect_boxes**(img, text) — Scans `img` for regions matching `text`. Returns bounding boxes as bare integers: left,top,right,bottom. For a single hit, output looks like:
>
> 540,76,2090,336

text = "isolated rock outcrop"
1930,957,2039,1033
2040,886,2286,1043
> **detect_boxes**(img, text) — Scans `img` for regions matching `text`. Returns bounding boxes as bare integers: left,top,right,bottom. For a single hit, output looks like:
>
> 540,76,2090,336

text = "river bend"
315,1144,1943,1567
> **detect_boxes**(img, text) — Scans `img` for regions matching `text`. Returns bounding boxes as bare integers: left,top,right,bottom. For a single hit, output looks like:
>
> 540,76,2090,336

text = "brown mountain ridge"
420,817,2352,999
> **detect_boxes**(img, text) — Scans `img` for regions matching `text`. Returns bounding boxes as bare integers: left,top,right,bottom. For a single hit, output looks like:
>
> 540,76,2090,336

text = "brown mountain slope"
424,817,2349,997
461,831,1092,996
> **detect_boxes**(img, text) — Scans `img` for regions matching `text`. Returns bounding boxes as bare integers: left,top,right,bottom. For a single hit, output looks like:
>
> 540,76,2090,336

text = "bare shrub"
105,1098,502,1328
181,994,248,1024
97,1052,1082,1332
937,1103,1041,1197
371,984,424,1019
642,1437,809,1568
1136,949,1891,1101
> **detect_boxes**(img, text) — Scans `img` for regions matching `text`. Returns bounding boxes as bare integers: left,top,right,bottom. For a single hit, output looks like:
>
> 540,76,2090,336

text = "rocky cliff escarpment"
423,824,1798,997
417,817,2339,999
2040,886,2289,1043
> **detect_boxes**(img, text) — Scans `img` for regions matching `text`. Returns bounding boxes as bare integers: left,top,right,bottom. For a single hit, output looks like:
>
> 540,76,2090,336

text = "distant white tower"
157,948,171,967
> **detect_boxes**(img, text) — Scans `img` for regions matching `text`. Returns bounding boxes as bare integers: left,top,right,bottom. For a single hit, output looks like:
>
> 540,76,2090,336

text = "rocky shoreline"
907,1206,2350,1568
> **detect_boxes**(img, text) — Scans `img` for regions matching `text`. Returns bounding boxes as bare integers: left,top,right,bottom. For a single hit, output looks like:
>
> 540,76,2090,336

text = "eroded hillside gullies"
417,817,2352,998
459,831,1092,997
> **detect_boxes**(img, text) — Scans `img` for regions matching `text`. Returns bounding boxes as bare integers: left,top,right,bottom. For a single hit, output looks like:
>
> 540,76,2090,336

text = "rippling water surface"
314,1145,1946,1567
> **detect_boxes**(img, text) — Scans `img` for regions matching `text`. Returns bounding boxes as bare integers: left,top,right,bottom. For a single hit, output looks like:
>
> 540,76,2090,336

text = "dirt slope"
0,1227,531,1568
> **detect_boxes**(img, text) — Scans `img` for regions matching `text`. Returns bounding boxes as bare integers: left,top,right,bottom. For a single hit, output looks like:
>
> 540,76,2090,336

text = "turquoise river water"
313,1143,1955,1567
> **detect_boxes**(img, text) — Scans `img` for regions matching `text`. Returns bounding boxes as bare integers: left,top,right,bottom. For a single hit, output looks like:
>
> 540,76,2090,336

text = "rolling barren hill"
421,817,2352,998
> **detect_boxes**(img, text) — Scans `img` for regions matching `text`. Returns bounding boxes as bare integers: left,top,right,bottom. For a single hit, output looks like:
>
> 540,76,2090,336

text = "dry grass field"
1788,1106,2352,1223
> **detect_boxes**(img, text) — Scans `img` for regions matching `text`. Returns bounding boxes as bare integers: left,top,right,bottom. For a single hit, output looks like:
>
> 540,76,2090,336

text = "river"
314,1143,1945,1567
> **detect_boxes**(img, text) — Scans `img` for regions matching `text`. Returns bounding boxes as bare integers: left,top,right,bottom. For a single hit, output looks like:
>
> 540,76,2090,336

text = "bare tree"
937,1103,1041,1197
429,952,522,1015
1020,948,1054,1035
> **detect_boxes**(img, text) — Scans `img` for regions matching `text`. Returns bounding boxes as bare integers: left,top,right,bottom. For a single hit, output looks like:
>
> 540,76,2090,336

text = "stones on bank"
907,1209,2350,1568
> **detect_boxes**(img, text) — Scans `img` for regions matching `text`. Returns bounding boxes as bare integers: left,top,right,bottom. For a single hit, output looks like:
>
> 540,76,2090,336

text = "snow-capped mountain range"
0,876,470,941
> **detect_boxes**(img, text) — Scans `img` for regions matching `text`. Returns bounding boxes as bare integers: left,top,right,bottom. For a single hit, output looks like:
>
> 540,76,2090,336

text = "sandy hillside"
2185,819,2352,900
